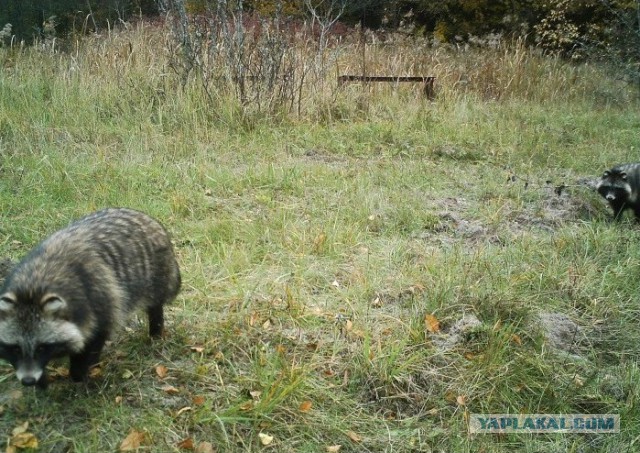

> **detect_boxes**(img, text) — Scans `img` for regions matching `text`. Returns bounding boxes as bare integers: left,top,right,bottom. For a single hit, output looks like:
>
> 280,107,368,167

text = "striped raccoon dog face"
597,169,632,203
0,291,84,387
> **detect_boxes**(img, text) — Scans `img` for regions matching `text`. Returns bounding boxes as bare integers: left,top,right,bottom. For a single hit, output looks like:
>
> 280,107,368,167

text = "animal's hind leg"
147,304,164,338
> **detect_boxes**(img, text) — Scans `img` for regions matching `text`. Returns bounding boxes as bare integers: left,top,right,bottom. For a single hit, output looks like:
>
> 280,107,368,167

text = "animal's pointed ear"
0,293,16,314
41,294,67,316
621,172,628,180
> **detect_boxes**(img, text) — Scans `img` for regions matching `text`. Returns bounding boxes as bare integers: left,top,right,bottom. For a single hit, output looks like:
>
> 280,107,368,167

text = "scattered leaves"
249,390,262,400
119,429,147,451
161,385,180,395
8,422,39,451
444,391,457,404
155,365,169,379
8,432,38,450
326,446,341,452
11,422,29,436
195,442,215,453
464,352,484,361
52,367,69,378
258,432,274,446
425,314,440,333
177,437,195,450
192,395,206,406
239,400,254,411
88,366,102,379
347,431,362,443
190,346,205,353
456,395,467,406
298,401,313,413
511,334,522,345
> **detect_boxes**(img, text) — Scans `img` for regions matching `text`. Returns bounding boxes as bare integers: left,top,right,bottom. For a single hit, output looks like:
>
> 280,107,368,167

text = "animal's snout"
20,376,37,386
606,193,616,201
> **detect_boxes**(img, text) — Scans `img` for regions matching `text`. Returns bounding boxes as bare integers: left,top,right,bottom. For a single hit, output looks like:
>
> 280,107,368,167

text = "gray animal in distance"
596,163,640,220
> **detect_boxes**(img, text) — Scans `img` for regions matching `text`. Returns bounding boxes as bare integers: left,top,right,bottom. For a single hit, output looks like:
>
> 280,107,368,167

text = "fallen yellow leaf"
258,432,274,446
177,437,195,450
299,401,313,413
249,390,262,400
239,400,254,411
425,314,440,333
511,334,522,345
155,364,169,379
444,391,457,404
10,432,39,449
161,385,180,394
195,441,215,453
326,446,342,452
89,366,103,378
119,429,147,451
11,421,29,436
347,430,362,443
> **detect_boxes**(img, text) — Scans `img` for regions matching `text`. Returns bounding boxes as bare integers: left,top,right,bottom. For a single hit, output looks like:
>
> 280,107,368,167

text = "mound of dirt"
419,180,600,247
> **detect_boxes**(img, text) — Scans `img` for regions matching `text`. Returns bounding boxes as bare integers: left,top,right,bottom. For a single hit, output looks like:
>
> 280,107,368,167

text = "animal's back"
8,208,181,313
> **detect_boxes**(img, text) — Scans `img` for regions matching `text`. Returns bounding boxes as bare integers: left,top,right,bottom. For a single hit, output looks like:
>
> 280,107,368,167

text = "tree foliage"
0,0,157,43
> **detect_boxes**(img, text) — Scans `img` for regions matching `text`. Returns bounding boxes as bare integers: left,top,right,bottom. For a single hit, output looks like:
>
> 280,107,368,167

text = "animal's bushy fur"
596,163,640,220
0,208,181,387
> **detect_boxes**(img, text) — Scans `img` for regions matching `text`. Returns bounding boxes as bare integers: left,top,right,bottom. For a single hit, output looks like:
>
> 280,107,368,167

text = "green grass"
1,22,640,452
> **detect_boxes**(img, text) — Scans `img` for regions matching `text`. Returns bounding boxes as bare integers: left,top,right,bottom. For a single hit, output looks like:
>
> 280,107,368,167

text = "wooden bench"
338,75,436,100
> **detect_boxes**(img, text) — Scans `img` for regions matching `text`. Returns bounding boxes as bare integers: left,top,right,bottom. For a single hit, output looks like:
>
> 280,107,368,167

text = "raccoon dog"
0,208,181,388
597,163,640,220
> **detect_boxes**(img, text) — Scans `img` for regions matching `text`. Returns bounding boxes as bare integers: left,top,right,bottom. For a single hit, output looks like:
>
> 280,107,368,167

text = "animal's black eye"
0,343,20,354
35,342,66,357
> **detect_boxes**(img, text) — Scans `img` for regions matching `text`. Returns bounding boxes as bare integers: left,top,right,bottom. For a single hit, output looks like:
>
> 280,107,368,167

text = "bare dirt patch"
416,180,600,247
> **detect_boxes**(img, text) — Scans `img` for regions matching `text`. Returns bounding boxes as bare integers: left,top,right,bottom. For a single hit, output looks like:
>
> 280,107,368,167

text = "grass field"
1,19,640,452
